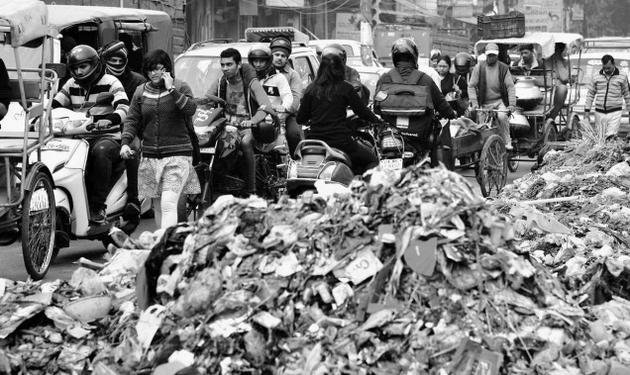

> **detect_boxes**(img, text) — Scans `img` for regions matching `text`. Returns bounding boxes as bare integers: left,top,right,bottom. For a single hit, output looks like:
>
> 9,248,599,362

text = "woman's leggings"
152,190,180,229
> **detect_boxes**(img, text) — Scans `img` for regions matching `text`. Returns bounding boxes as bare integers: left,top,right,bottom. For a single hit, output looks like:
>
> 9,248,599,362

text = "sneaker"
90,207,107,225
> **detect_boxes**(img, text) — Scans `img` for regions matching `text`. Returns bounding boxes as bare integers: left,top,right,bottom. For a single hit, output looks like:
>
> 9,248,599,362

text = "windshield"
574,57,630,85
174,56,222,98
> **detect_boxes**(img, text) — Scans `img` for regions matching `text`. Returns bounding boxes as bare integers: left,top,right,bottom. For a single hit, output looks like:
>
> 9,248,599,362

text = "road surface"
0,160,534,282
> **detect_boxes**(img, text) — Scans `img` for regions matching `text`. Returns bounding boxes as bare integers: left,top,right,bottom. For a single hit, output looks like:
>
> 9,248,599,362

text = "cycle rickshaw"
474,32,583,171
0,0,61,279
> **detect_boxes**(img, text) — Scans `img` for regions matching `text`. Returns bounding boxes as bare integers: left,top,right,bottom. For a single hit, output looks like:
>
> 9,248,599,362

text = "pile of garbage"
1,159,630,374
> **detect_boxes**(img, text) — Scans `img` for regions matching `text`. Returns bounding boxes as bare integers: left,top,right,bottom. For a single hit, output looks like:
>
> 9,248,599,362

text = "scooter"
41,93,150,250
286,116,378,197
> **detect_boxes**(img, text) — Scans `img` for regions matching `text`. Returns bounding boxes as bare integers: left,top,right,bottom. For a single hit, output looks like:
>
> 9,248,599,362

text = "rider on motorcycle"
297,47,380,174
269,36,303,158
206,47,275,195
52,45,129,224
99,40,145,225
374,38,457,163
248,46,293,121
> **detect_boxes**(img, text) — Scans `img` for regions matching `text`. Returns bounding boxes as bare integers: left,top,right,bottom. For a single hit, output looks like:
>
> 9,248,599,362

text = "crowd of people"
9,32,625,233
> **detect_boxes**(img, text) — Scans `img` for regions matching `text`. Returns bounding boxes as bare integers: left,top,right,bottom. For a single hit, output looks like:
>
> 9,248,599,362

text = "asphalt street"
0,159,533,282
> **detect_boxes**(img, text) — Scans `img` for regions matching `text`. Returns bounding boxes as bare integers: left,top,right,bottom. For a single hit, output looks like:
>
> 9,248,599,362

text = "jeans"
87,138,121,210
285,115,303,159
481,99,511,146
240,130,256,193
548,84,568,121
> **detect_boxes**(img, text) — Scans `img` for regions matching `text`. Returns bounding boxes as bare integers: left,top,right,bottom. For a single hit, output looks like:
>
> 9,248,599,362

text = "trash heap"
497,139,630,374
1,160,629,374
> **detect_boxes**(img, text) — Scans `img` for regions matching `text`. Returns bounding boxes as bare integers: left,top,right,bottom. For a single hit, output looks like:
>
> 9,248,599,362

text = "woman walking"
120,49,200,229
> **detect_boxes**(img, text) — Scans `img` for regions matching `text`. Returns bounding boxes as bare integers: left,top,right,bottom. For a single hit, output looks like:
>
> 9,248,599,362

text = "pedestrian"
468,42,516,150
545,42,570,121
436,55,463,115
584,54,630,139
119,49,200,229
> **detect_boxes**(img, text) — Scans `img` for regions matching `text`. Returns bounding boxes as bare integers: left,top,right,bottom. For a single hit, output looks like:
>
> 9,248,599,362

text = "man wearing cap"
468,42,517,150
269,36,303,158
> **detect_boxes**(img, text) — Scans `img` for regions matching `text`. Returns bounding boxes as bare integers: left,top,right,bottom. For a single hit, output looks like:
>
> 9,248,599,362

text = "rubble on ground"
2,140,630,373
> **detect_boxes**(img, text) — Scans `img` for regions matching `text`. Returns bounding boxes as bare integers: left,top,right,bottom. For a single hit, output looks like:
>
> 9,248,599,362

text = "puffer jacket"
585,68,630,113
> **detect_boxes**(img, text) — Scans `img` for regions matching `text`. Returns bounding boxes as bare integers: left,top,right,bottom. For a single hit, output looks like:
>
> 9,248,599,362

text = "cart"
445,110,508,198
474,32,583,171
0,0,60,279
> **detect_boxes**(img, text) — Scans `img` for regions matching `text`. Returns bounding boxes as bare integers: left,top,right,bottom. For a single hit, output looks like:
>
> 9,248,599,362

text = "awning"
475,32,583,59
0,0,50,47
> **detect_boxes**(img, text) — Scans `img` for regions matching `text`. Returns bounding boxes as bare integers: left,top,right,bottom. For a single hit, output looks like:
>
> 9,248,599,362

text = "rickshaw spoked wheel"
21,162,56,280
543,119,558,143
477,134,507,198
569,112,582,139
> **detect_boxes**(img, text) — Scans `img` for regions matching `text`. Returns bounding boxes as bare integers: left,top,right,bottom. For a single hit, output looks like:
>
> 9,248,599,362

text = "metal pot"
514,76,543,110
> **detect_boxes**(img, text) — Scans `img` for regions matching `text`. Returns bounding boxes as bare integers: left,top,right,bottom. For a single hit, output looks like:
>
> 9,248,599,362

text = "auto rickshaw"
474,32,583,171
0,0,60,279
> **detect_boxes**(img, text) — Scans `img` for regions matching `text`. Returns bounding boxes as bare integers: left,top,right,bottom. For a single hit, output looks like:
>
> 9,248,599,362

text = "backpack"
375,69,434,139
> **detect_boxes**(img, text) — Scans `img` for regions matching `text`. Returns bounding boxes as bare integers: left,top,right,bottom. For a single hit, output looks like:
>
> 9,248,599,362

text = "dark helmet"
248,46,272,77
454,52,473,75
67,45,102,86
269,36,292,56
253,113,279,144
391,38,419,68
99,41,128,77
322,43,347,64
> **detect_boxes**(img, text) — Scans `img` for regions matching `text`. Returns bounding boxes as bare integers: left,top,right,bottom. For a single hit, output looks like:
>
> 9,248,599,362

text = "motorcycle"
43,92,150,250
186,95,287,217
373,121,418,171
286,116,378,197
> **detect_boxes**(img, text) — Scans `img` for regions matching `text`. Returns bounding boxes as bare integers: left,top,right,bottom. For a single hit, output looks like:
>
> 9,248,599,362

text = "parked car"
175,29,320,98
307,39,387,101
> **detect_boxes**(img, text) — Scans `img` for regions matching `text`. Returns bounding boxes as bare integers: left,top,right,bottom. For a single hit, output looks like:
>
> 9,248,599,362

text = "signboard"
335,12,361,40
571,4,584,21
517,0,563,32
265,0,305,7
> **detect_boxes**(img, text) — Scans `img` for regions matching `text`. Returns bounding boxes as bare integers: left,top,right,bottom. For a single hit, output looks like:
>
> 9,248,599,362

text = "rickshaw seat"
0,137,38,154
8,79,42,102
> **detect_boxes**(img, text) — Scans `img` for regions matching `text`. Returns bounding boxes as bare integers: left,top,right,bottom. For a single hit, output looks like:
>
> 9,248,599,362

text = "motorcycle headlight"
197,131,211,147
381,134,403,150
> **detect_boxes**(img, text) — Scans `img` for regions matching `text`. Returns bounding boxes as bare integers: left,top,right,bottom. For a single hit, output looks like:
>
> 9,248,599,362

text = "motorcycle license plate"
199,147,215,154
380,158,403,170
42,141,70,152
396,116,409,129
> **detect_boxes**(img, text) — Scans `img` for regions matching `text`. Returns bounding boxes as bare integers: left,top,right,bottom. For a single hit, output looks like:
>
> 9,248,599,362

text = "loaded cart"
439,109,508,198
0,0,61,279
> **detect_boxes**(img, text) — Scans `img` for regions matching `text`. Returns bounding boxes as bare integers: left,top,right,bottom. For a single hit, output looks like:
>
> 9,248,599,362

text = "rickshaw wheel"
544,119,558,143
21,163,56,280
477,135,507,198
569,113,582,139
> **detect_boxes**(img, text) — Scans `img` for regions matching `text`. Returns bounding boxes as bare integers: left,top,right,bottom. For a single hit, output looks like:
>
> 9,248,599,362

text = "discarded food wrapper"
340,248,383,284
136,304,166,349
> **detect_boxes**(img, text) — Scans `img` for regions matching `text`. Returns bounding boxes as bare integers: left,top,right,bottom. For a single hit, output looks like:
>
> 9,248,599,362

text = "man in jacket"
269,36,303,158
206,48,273,195
468,42,517,150
584,54,630,139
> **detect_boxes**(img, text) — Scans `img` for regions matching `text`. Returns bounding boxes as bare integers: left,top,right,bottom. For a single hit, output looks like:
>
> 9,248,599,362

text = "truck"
373,23,471,67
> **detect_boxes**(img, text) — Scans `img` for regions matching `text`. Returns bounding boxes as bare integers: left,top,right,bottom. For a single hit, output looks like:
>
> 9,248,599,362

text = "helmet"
430,49,442,60
67,45,102,86
454,52,473,75
253,114,279,144
99,41,128,77
391,38,419,68
248,46,272,77
322,43,346,64
269,36,292,56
